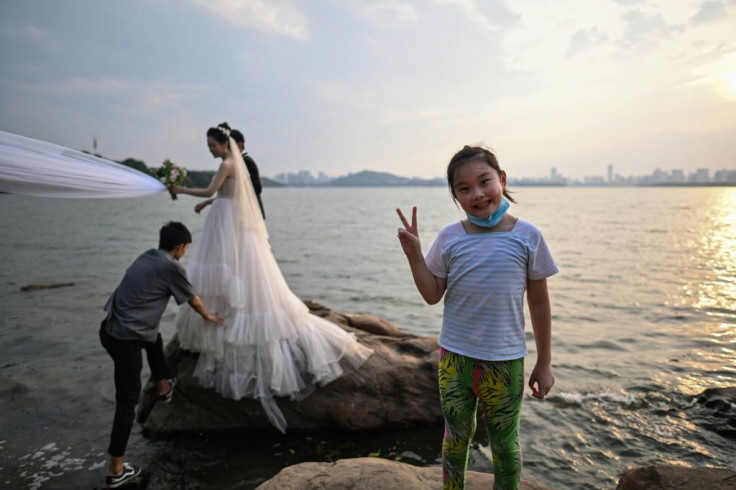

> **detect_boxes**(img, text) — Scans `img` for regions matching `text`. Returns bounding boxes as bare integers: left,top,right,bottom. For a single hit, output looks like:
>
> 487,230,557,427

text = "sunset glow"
0,1,734,179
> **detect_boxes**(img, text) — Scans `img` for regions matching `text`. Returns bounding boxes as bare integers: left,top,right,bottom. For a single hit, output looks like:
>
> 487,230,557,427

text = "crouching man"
99,221,224,488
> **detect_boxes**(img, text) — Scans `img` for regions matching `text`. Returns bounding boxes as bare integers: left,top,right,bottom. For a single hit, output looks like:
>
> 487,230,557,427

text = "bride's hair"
207,122,231,145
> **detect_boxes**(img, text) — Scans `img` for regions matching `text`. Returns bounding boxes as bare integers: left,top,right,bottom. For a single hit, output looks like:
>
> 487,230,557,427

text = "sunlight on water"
667,189,736,395
694,189,736,313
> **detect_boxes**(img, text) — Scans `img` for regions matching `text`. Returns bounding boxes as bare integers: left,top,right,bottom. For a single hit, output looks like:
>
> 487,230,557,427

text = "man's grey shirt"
104,248,195,343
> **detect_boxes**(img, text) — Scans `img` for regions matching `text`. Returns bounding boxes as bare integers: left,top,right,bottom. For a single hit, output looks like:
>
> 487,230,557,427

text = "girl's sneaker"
106,462,141,488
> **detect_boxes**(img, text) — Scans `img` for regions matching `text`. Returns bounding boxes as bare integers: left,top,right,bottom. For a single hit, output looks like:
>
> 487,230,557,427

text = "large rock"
304,299,402,337
616,464,736,490
256,457,551,490
257,459,736,490
138,301,442,435
688,387,736,440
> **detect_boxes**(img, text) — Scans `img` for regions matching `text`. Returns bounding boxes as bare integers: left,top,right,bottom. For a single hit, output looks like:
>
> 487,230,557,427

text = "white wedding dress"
176,141,372,433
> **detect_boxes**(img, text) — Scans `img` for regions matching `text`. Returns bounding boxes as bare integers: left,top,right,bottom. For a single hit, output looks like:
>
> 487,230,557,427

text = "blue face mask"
466,198,510,228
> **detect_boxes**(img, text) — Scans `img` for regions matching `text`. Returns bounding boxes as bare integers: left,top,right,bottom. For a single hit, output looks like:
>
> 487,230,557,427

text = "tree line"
118,157,215,187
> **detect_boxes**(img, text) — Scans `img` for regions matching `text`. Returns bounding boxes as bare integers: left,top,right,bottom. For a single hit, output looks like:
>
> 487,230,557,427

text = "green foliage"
261,176,285,188
117,157,215,187
118,158,148,173
184,170,215,187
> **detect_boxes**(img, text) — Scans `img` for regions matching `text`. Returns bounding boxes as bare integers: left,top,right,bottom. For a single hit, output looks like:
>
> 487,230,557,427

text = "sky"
1,0,735,180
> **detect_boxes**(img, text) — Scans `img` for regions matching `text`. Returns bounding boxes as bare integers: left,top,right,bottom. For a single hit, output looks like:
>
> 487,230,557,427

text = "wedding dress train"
176,144,371,433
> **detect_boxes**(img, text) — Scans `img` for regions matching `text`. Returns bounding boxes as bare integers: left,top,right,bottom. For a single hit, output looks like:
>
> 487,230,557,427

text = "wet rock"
0,376,29,397
20,282,75,291
697,386,736,411
689,386,736,440
138,301,442,435
304,300,403,336
616,464,736,490
255,457,551,490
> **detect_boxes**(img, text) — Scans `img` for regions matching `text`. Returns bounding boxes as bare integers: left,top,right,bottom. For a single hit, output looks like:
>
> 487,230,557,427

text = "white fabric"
176,136,372,433
0,130,165,198
229,135,268,241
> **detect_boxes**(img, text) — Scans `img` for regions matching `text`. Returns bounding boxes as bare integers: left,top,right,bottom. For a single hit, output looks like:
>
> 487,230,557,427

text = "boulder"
255,457,551,490
138,301,442,435
616,464,736,490
303,300,403,336
689,387,736,440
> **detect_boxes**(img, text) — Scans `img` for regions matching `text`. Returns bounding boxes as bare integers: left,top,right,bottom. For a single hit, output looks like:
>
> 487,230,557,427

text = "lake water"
1,186,735,489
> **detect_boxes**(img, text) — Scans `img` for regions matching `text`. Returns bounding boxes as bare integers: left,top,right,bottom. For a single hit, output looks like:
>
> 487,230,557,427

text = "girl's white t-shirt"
425,218,558,361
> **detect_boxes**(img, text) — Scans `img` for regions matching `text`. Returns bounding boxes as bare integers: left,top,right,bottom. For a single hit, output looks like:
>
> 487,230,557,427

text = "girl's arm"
527,278,554,399
397,207,447,305
171,160,232,198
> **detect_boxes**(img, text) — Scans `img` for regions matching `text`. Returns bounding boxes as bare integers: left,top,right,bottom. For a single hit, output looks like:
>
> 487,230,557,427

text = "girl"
396,145,558,489
169,123,372,433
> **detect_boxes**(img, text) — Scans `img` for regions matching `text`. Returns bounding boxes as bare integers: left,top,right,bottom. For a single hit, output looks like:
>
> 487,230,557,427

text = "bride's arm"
194,199,214,214
171,161,232,198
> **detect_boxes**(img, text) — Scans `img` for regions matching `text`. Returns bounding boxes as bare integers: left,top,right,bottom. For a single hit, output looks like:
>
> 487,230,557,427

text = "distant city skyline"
519,164,736,185
270,164,736,186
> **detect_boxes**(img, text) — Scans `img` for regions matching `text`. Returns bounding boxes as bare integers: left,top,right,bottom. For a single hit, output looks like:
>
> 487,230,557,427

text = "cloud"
692,1,727,23
435,0,518,31
0,22,53,49
193,0,309,39
8,76,211,111
619,9,668,47
359,1,419,23
47,78,132,96
568,26,608,57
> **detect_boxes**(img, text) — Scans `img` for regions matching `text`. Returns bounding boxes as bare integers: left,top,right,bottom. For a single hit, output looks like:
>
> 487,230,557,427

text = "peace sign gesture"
396,206,421,259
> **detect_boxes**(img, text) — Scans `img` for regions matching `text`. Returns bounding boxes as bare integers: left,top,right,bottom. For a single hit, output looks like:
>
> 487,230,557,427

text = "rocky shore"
137,301,736,489
138,301,442,435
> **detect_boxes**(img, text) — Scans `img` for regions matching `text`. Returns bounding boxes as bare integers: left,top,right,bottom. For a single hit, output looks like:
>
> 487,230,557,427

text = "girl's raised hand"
396,206,421,259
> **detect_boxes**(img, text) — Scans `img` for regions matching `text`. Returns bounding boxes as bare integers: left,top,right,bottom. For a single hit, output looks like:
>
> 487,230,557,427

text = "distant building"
714,169,736,184
273,170,318,185
584,176,606,185
315,171,332,184
670,169,686,184
607,164,613,184
689,168,710,184
652,168,667,184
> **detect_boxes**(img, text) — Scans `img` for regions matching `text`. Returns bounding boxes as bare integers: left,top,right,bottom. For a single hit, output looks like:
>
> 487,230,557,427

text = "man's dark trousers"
99,322,169,456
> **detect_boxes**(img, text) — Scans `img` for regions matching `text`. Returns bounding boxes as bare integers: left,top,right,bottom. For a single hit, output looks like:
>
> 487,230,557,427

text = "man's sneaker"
159,377,177,403
106,462,141,488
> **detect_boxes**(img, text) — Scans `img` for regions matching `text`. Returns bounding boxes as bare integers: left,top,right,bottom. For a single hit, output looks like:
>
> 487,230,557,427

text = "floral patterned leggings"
439,348,524,490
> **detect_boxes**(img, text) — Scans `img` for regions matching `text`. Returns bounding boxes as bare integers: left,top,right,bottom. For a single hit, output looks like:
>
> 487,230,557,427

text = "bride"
170,122,372,432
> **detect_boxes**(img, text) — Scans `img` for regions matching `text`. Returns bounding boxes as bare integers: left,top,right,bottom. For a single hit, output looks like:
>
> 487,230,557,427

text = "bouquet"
151,159,187,200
